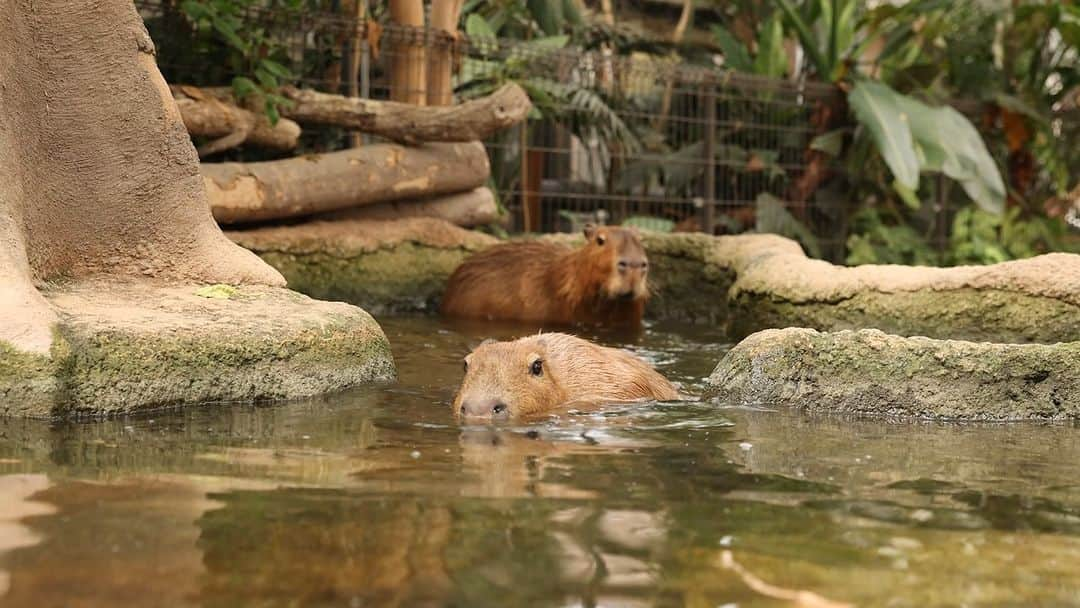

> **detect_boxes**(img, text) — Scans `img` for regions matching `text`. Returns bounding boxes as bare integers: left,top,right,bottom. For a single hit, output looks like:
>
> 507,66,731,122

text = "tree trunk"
389,0,426,105
173,85,301,156
204,142,491,224
0,0,282,354
318,187,500,227
653,0,693,137
427,0,463,107
280,83,531,144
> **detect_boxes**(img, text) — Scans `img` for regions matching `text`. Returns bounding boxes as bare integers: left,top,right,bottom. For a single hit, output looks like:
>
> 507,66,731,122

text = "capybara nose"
460,399,510,420
618,258,647,272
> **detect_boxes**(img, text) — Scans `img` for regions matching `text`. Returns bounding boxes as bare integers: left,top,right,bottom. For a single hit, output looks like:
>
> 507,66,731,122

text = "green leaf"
212,18,246,51
754,14,787,79
892,179,921,210
897,95,1006,215
562,0,584,27
254,67,277,90
259,59,293,81
775,0,832,78
809,129,845,156
712,25,753,72
528,0,563,35
231,76,258,100
465,14,496,39
264,100,280,126
848,81,920,191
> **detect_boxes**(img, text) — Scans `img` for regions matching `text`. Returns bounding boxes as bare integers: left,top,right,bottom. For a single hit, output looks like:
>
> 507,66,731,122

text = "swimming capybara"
452,333,679,421
440,224,650,327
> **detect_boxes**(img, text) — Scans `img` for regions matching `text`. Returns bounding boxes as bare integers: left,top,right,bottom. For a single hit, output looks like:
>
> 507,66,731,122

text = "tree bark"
318,187,500,227
389,0,426,105
0,0,282,354
427,0,463,107
280,82,531,144
172,85,300,156
203,142,491,224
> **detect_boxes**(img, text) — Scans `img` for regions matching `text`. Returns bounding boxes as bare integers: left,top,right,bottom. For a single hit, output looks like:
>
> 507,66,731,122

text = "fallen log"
172,85,300,156
317,186,501,227
203,141,490,223
172,83,531,146
281,82,531,144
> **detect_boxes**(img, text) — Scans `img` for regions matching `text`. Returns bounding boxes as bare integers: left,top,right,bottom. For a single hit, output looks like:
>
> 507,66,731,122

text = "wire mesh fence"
139,2,856,259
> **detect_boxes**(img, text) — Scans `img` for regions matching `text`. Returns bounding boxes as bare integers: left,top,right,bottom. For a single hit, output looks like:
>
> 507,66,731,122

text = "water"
1,316,1080,607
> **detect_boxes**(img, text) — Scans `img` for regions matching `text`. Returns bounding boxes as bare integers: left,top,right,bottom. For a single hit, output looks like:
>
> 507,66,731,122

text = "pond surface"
1,316,1080,607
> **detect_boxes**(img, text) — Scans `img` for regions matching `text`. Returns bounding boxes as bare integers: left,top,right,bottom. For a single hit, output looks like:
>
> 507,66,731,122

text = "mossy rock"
707,328,1080,420
0,283,395,419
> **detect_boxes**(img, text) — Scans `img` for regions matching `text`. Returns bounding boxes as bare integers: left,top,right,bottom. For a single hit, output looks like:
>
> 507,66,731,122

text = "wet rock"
707,328,1080,420
0,282,395,418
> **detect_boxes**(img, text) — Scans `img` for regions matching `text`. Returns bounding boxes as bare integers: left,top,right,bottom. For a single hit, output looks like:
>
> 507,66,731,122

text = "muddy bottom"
0,316,1079,607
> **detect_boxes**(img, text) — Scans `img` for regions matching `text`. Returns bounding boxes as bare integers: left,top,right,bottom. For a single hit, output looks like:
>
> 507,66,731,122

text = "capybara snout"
453,333,679,422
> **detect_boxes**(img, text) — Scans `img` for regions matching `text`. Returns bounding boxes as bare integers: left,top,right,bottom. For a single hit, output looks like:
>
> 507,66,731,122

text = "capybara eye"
463,360,468,373
596,235,606,246
530,359,543,376
493,404,507,415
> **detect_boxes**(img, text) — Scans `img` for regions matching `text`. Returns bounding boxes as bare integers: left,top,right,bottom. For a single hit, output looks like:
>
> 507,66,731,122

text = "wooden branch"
203,141,490,224
172,85,300,156
317,186,501,227
280,82,531,144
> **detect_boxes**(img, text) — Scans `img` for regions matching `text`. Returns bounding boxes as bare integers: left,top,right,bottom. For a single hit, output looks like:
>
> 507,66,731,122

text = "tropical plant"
172,0,300,122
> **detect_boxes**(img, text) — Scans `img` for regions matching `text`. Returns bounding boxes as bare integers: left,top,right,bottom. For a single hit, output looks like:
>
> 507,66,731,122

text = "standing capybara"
440,224,650,327
453,333,679,421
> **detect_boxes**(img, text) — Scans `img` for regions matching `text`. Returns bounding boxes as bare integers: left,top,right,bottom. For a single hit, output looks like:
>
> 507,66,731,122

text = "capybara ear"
583,223,597,241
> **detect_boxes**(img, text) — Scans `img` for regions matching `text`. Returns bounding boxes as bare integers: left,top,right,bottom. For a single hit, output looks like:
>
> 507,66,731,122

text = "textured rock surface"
229,217,498,314
707,328,1080,420
231,218,1080,342
0,282,395,419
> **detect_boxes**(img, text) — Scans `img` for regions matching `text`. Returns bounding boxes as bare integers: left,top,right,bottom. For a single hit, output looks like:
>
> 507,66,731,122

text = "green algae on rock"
228,217,497,314
0,282,395,419
707,327,1080,420
230,216,1080,342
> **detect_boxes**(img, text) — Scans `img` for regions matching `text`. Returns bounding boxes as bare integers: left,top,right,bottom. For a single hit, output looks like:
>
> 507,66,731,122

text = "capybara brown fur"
440,224,649,327
453,333,680,421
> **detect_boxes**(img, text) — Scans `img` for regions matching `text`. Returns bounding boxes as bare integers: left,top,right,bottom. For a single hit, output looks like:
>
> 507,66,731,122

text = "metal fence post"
702,75,717,235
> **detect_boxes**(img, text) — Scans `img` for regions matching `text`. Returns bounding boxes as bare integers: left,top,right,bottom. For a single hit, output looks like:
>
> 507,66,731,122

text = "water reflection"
0,317,1077,606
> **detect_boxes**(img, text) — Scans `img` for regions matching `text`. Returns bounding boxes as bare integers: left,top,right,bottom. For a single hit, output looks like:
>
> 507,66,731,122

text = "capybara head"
581,224,649,303
452,333,678,423
453,336,568,422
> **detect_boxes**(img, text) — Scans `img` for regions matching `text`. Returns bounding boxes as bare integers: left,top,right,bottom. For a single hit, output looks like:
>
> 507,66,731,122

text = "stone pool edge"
0,282,396,419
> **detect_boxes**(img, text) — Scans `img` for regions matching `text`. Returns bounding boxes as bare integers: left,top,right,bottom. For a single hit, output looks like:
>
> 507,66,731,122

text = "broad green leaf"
897,94,1006,215
848,81,920,190
711,25,753,72
754,15,787,79
465,14,496,39
254,67,277,90
809,129,845,156
528,0,563,35
562,0,584,27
